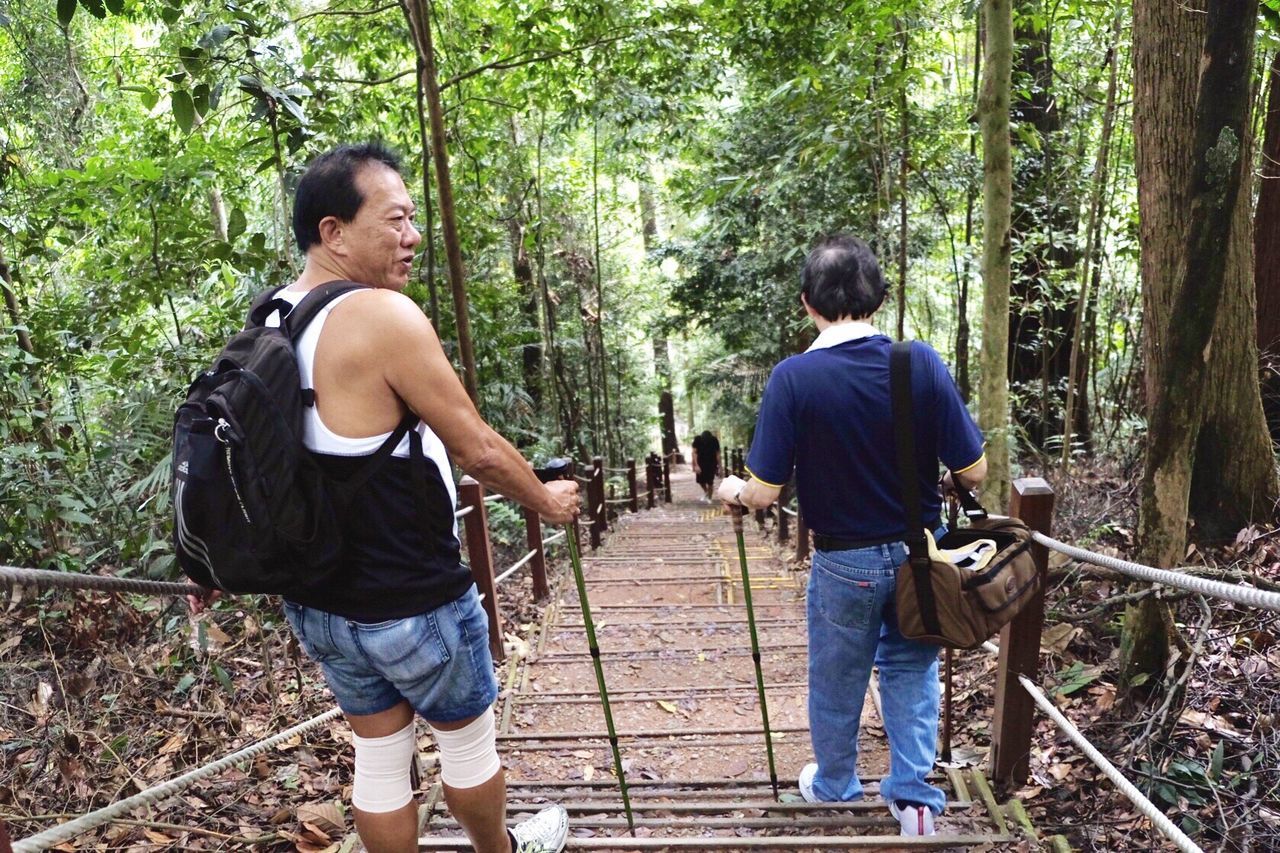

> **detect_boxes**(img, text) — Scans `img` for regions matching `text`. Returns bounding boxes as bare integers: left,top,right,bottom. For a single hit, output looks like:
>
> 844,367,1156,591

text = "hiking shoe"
798,762,821,803
889,800,936,836
510,804,569,853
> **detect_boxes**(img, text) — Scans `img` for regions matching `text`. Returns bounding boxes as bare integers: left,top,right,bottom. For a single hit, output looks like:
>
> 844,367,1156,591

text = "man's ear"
799,292,819,321
317,215,347,255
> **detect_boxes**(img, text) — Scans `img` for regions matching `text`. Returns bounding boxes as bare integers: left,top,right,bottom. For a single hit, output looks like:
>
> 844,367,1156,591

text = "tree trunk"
413,54,441,331
1128,0,1263,689
591,114,614,462
401,0,480,405
978,0,1014,510
896,22,910,340
0,248,36,358
1061,10,1123,471
1254,50,1280,441
1007,9,1080,451
957,9,982,403
639,176,680,459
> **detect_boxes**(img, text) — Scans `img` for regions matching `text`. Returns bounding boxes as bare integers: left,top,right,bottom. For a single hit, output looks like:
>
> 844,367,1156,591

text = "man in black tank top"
205,143,580,853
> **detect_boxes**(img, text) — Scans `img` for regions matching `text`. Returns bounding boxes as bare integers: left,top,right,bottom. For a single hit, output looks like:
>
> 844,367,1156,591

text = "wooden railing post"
627,459,638,513
777,484,790,544
990,477,1055,788
646,453,658,509
662,453,672,504
593,456,608,533
523,505,549,601
796,510,810,562
458,476,504,662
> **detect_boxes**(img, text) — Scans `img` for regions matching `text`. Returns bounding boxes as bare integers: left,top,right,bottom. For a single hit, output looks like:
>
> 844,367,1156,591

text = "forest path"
416,466,1032,850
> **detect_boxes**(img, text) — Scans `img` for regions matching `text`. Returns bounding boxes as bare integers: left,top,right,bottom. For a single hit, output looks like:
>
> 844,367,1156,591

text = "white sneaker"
510,805,569,853
889,801,936,836
798,762,820,803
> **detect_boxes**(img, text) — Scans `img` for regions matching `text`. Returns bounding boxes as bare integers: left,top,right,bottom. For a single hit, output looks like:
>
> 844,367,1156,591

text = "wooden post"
796,510,810,562
523,505,548,601
990,477,1055,788
1,816,13,853
646,453,657,509
778,484,790,544
458,476,504,662
627,459,639,513
593,456,608,533
588,461,602,550
662,453,672,503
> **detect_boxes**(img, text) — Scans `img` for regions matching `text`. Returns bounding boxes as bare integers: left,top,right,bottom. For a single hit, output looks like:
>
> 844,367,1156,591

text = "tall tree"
639,176,679,460
1254,49,1280,440
1126,0,1270,685
1007,5,1081,452
401,0,481,405
979,0,1015,509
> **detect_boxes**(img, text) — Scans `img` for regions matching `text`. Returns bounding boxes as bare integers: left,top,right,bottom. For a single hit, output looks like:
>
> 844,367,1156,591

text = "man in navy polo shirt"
718,234,985,837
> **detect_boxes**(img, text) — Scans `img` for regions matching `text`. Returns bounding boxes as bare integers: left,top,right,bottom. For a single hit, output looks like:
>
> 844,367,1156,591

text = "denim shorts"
282,584,499,723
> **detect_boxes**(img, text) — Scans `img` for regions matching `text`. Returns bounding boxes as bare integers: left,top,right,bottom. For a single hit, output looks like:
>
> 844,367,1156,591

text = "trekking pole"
564,521,637,836
729,504,780,798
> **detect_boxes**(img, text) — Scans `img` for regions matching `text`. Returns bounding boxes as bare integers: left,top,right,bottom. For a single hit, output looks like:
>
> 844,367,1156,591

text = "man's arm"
716,474,780,511
366,291,578,523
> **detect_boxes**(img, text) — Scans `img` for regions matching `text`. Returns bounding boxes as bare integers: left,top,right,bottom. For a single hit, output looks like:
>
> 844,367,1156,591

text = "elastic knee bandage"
351,722,416,813
429,708,501,789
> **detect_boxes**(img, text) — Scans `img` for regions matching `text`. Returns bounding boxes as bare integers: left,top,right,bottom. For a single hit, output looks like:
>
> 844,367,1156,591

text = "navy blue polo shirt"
746,329,984,541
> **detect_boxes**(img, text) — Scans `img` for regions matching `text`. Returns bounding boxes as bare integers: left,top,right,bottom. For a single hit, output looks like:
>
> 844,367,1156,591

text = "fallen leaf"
297,802,344,835
583,764,595,782
656,700,678,714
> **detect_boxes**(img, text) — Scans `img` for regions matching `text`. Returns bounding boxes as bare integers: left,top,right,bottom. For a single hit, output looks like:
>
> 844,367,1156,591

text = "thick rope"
494,549,539,585
1032,532,1280,613
541,530,567,546
978,640,1200,852
454,505,475,519
1015,673,1203,853
779,505,798,517
14,707,342,853
483,493,505,503
0,566,201,597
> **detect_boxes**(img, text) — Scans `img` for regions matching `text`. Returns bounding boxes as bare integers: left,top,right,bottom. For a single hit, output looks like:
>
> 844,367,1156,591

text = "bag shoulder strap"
890,341,928,561
284,281,370,338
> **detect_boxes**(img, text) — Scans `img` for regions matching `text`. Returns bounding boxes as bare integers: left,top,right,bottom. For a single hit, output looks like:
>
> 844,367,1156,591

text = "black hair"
292,142,403,252
799,234,887,322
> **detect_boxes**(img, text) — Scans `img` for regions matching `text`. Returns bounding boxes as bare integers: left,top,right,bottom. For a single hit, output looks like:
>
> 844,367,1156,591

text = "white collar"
805,321,881,352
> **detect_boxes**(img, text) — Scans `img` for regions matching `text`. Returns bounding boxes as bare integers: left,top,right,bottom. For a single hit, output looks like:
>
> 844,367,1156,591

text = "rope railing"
13,707,342,853
977,641,1201,853
483,493,505,503
542,530,567,546
574,474,594,484
779,505,797,517
454,505,475,519
0,566,201,597
495,549,539,585
1033,532,1280,613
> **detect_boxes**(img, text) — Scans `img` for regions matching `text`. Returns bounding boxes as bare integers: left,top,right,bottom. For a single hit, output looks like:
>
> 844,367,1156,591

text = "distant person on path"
193,143,577,853
690,429,721,501
718,234,986,837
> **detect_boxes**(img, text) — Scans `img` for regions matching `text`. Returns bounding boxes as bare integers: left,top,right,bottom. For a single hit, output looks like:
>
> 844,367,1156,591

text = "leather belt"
812,518,941,553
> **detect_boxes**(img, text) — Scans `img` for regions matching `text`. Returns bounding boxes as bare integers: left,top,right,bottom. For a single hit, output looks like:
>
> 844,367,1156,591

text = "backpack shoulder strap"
890,341,928,560
244,286,285,330
283,280,370,338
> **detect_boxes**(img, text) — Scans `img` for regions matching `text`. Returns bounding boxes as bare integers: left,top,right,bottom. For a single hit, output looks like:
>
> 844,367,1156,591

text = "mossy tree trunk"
978,0,1014,510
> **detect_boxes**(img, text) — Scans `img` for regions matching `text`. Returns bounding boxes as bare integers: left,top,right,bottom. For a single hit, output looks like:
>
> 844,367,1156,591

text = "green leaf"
211,661,233,693
179,45,205,76
140,89,159,110
57,0,76,26
227,207,247,242
160,4,181,25
58,509,94,525
1210,740,1225,780
104,0,123,12
192,83,210,117
175,672,196,694
198,24,233,51
171,89,195,134
79,0,107,19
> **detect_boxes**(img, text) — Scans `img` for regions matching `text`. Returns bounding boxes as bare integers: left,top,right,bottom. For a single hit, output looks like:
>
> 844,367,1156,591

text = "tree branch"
440,31,632,91
292,2,397,25
313,67,416,87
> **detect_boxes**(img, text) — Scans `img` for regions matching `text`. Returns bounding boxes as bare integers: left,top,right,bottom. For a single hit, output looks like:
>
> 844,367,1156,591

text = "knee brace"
351,722,416,813
429,707,501,789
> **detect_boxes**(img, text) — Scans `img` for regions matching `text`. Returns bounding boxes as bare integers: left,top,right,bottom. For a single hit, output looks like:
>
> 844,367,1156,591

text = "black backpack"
172,281,367,594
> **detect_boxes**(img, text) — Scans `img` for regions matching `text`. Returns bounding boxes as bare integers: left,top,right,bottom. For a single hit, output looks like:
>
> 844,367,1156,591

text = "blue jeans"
806,538,945,814
283,584,499,723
